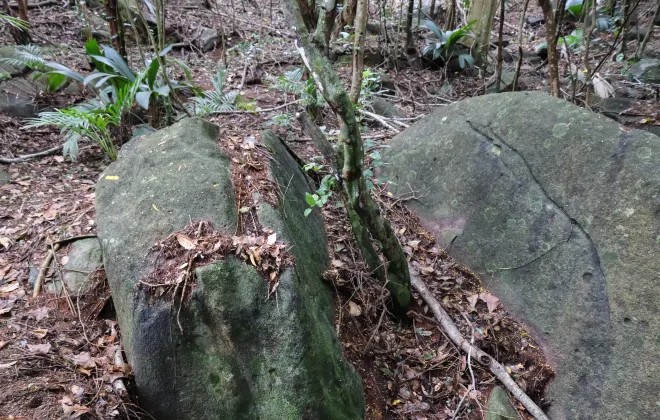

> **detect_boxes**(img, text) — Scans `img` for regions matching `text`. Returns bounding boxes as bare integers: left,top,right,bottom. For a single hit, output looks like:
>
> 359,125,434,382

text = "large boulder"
95,118,364,419
382,92,660,420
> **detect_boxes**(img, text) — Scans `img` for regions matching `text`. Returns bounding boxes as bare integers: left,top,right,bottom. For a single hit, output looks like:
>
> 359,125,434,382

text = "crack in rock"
466,120,605,277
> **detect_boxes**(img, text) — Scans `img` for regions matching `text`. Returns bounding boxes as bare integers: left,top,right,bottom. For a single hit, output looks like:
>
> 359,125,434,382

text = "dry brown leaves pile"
0,269,144,419
313,178,554,419
141,220,293,329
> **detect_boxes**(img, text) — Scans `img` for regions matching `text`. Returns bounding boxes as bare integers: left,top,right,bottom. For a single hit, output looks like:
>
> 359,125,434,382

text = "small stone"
485,386,518,420
629,59,660,84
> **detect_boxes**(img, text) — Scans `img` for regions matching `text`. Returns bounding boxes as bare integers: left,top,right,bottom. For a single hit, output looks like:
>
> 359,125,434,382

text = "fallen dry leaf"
176,234,196,250
0,237,10,250
479,293,500,313
467,294,478,310
29,307,50,322
267,233,277,246
32,329,48,339
70,352,95,369
348,301,362,317
61,403,91,418
0,361,17,369
419,265,434,275
0,282,19,294
27,343,51,354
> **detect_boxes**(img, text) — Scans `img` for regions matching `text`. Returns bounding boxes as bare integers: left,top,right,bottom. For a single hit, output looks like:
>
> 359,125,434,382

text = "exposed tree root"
0,145,61,164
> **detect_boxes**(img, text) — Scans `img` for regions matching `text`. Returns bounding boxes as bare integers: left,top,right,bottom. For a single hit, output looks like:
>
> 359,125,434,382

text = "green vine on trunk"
286,0,412,315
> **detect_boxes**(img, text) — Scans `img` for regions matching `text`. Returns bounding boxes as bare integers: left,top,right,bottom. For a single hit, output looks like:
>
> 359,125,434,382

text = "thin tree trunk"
339,0,358,32
495,0,505,92
104,0,126,57
444,0,455,30
466,0,498,65
404,0,414,49
286,0,412,314
538,0,560,97
349,0,368,103
619,0,630,56
429,0,436,20
583,0,597,104
312,0,337,53
512,0,530,91
634,1,659,59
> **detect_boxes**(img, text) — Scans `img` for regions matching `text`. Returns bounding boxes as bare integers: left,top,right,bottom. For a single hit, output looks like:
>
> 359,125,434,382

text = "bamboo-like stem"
512,0,530,91
286,0,412,313
349,0,369,104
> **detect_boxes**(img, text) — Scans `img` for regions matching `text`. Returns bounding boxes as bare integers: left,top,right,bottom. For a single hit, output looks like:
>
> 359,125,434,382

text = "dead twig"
410,268,550,420
33,243,60,298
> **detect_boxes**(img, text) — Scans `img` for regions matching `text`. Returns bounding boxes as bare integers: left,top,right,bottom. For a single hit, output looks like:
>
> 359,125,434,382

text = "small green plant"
23,79,140,161
187,70,239,116
264,113,294,128
268,67,327,115
420,20,476,69
304,174,337,217
363,139,390,190
0,45,68,92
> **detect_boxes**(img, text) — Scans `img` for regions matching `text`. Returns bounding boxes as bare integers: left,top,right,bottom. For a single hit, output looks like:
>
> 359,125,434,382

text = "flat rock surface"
382,92,660,420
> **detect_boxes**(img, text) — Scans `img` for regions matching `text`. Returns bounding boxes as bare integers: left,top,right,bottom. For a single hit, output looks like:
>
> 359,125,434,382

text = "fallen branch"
358,109,400,132
7,0,56,8
0,145,61,164
33,243,60,298
410,269,550,420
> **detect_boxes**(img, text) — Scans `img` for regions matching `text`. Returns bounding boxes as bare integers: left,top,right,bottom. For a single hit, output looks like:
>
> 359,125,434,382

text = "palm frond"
0,13,29,31
188,70,239,116
0,45,47,70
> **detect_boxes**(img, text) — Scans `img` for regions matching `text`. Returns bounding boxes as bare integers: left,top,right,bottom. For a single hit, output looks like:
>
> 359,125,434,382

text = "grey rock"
523,50,543,65
624,27,647,42
593,96,635,124
486,70,516,93
369,97,402,118
485,387,518,420
629,58,660,84
95,118,364,420
0,46,28,78
198,27,222,52
382,92,660,420
0,170,9,185
46,238,103,295
0,77,47,118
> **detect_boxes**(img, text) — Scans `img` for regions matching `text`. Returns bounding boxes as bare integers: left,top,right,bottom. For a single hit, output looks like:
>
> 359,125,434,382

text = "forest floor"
0,0,658,418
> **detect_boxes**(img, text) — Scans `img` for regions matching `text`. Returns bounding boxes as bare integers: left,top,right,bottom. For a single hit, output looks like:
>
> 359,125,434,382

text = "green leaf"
305,192,316,207
159,43,175,57
45,62,84,83
135,91,152,109
46,73,66,92
304,208,312,217
85,39,102,57
145,58,160,88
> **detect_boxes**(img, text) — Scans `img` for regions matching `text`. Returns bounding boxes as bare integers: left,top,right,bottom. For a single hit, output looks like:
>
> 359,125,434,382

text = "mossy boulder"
95,118,364,419
382,92,660,420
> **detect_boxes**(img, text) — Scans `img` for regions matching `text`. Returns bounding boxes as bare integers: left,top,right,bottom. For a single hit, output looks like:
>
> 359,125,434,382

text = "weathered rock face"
0,77,46,118
95,118,364,419
46,238,103,295
629,58,660,84
382,92,660,420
